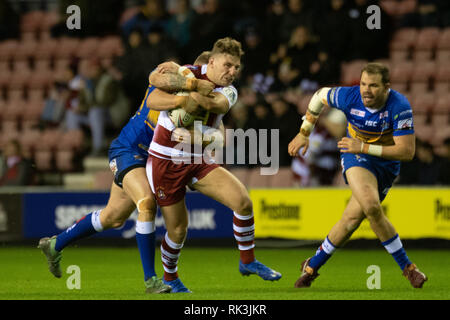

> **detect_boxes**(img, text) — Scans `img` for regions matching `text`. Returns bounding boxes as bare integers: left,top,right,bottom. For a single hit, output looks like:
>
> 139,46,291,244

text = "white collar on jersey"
201,64,207,75
364,89,391,113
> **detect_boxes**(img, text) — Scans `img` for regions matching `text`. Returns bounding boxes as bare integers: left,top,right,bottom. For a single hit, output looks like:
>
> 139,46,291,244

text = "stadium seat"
12,58,31,74
390,61,414,83
40,10,60,32
431,126,450,147
396,0,417,15
410,61,436,92
270,167,294,188
390,28,417,50
19,129,41,157
411,93,435,114
56,129,85,152
247,167,271,188
415,27,440,51
27,70,54,90
15,40,38,60
55,37,80,59
413,113,428,126
36,128,64,151
0,128,19,149
434,94,450,114
436,49,450,63
97,36,124,59
437,27,450,50
20,10,45,33
34,150,53,171
21,99,45,129
34,38,59,61
55,150,76,172
76,37,100,59
390,49,409,61
28,88,46,101
0,39,19,61
228,167,250,187
413,124,434,143
3,98,26,122
379,0,400,16
7,89,25,101
341,60,368,86
7,70,31,91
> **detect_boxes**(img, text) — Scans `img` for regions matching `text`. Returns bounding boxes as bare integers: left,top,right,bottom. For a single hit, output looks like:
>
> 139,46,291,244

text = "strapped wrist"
185,78,198,91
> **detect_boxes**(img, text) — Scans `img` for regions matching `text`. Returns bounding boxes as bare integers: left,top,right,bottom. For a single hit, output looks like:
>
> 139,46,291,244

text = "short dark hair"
210,37,244,59
361,62,390,85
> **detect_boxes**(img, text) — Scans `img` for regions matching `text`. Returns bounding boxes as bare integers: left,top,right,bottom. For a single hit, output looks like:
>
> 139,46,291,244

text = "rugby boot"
403,263,428,288
144,276,172,294
163,278,192,293
294,258,319,288
239,260,282,281
38,236,62,278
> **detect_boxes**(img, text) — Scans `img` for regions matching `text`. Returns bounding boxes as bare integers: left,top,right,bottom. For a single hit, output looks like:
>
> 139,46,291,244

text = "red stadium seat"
97,36,124,58
411,93,435,114
0,128,19,149
437,27,450,50
36,128,64,151
434,81,449,95
56,129,85,151
397,0,417,16
12,58,31,73
34,38,59,60
55,37,80,59
40,10,60,31
7,69,31,91
436,49,450,63
435,64,450,82
21,99,45,128
390,49,410,61
413,113,428,126
390,28,417,50
76,37,100,59
34,150,53,171
341,60,367,86
27,70,54,90
19,129,41,156
15,40,38,60
3,98,26,122
20,10,45,33
410,61,436,92
390,61,414,83
415,27,440,51
413,124,434,143
55,150,76,172
434,94,450,114
379,0,400,16
0,39,19,61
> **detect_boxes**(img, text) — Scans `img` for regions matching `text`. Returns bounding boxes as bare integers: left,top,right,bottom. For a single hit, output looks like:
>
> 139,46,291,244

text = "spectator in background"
291,108,346,186
122,0,168,39
0,139,34,186
279,0,315,43
270,94,301,167
166,0,195,62
264,0,286,52
397,139,445,185
188,0,229,62
65,58,127,156
317,0,353,62
309,49,341,87
240,27,271,86
348,0,391,61
276,25,318,89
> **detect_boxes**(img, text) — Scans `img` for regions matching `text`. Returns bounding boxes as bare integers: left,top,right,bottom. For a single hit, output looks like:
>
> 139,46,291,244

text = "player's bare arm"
288,87,330,156
149,66,214,96
146,88,199,113
338,134,415,161
189,91,230,114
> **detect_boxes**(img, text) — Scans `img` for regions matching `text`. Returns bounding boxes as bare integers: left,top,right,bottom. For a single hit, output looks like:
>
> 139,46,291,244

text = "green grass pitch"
0,245,448,300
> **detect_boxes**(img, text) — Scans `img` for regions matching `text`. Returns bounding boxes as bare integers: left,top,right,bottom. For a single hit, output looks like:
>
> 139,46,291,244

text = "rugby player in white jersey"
146,37,282,293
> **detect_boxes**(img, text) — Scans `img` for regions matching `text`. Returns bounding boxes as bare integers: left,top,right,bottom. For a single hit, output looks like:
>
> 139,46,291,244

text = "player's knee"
137,196,156,213
236,195,253,215
364,202,383,221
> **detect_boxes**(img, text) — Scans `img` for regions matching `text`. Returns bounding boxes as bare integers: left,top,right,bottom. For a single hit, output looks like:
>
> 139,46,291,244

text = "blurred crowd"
0,0,449,186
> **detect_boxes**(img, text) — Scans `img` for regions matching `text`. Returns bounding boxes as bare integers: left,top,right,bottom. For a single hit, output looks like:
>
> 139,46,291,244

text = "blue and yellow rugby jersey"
114,85,160,155
327,86,414,146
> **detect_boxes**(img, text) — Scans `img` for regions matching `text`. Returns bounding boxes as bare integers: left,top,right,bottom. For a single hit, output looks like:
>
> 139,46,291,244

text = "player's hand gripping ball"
168,66,196,127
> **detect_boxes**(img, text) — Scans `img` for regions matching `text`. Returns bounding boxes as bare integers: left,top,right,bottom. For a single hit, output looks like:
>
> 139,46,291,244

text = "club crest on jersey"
350,109,366,117
379,111,389,119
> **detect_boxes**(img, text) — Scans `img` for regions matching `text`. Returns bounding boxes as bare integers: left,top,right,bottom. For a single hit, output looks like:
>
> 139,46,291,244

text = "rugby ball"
169,92,194,127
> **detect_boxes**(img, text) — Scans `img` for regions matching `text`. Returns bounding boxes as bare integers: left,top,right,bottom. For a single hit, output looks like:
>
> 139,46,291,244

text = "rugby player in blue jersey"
288,63,428,289
38,54,214,294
